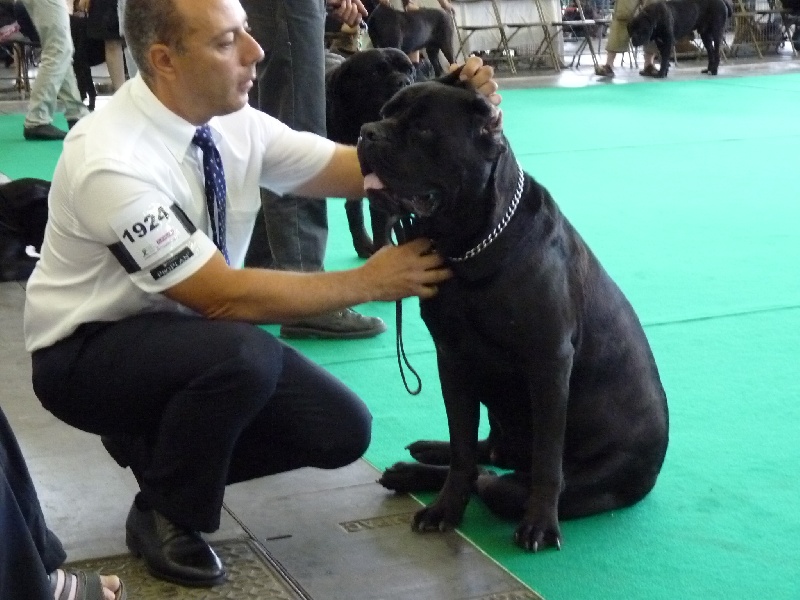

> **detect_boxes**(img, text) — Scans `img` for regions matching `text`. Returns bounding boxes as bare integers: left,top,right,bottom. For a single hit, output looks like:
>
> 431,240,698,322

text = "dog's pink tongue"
363,173,385,192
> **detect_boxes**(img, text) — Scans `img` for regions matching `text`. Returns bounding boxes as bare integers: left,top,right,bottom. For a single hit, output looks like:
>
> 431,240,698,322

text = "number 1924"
122,206,170,243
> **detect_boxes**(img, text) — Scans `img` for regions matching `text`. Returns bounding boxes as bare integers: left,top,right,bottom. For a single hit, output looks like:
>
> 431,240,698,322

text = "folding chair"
10,34,38,94
557,0,602,68
450,0,517,73
730,0,791,57
503,0,564,71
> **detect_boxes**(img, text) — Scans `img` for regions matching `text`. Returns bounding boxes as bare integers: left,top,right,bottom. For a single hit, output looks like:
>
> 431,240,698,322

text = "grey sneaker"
280,308,387,339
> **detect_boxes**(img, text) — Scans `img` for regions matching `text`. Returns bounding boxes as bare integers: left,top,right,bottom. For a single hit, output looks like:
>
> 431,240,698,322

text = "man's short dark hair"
124,0,187,80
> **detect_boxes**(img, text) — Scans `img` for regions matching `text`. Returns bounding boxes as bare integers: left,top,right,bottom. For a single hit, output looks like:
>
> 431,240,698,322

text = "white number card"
109,203,192,270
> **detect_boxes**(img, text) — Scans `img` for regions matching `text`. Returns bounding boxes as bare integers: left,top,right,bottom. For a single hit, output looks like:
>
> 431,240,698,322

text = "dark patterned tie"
192,125,229,264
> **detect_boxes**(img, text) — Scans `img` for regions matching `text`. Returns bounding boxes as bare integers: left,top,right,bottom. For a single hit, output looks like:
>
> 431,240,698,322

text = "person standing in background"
19,0,89,140
0,405,127,599
241,0,389,340
116,0,136,77
78,0,126,91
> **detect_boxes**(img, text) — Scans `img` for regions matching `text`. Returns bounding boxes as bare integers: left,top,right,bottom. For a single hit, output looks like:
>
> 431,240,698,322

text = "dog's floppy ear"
478,104,507,160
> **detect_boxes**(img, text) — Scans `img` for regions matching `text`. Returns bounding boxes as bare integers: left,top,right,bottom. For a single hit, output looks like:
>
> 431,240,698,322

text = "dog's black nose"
393,75,413,91
359,123,380,142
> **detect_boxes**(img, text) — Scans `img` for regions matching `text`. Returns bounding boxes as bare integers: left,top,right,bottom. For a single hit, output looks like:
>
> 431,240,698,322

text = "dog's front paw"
514,511,562,552
412,495,467,532
655,71,668,79
407,440,452,465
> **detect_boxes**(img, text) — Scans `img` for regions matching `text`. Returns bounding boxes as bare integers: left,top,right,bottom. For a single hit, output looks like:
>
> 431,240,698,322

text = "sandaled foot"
50,569,127,600
639,64,659,77
594,64,614,77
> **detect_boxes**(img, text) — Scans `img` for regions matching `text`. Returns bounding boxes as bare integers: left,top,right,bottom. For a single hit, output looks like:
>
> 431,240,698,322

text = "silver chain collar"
448,166,525,263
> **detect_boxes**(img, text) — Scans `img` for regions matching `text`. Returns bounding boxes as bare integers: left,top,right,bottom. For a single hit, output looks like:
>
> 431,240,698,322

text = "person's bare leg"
104,40,126,91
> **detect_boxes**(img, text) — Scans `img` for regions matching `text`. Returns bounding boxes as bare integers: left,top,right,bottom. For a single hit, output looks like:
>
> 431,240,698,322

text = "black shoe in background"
23,123,67,141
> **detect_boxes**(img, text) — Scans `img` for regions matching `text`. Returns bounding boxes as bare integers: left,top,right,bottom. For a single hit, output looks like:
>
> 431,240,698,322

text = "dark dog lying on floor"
627,0,732,77
326,48,417,258
365,0,455,76
357,75,669,551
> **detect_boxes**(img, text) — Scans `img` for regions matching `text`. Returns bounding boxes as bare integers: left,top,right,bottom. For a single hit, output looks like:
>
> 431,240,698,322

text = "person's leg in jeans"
241,0,386,339
0,407,127,599
0,407,66,599
20,0,89,140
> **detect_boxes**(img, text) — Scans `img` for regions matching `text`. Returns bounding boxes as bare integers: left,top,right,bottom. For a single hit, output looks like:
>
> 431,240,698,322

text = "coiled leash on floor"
392,216,422,395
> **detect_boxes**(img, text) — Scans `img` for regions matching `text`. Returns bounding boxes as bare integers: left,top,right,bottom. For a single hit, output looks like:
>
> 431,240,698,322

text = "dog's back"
665,0,730,38
366,3,455,73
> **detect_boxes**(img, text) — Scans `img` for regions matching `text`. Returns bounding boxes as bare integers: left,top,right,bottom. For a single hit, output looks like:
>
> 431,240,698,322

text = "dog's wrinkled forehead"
379,82,495,125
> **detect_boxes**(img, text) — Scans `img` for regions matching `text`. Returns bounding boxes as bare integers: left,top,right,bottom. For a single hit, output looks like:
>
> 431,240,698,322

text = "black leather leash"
392,216,422,395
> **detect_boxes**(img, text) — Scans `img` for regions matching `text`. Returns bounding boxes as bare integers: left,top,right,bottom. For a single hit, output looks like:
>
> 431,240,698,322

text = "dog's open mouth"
363,172,441,217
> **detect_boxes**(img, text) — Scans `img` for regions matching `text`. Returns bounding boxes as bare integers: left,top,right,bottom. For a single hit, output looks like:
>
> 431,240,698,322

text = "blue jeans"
0,407,66,600
242,0,329,272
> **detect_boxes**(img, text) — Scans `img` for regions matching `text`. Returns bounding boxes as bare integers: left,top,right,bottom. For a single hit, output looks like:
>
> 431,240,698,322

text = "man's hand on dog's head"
451,57,501,107
327,0,368,27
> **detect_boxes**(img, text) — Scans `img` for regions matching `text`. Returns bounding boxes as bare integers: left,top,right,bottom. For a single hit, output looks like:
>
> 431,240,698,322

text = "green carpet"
3,73,799,599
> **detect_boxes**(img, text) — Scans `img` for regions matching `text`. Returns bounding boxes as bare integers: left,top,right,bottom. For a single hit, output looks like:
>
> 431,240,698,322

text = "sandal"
50,570,127,600
594,64,615,78
639,64,659,77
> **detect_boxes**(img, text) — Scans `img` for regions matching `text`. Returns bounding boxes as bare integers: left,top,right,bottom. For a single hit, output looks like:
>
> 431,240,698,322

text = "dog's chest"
420,281,529,369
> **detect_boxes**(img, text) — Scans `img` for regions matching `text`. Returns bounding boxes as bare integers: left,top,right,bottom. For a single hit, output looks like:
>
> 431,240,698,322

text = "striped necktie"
192,125,229,264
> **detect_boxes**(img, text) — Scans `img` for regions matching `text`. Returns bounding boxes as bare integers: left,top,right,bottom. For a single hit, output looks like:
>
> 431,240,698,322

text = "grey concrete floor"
1,43,799,599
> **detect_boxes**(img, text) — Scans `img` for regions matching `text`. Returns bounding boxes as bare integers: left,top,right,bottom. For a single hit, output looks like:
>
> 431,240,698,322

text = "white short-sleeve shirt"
24,75,336,352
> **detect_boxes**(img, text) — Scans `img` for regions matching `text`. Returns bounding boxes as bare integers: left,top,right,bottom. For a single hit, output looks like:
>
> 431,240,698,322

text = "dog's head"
357,74,515,248
325,48,416,145
627,9,657,46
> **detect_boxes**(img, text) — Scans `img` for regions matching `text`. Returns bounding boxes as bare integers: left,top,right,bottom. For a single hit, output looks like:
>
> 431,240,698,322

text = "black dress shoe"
23,123,67,141
125,502,226,587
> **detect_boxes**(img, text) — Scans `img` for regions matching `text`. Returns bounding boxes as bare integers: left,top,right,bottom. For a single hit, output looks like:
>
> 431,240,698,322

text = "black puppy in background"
627,0,732,77
365,0,455,76
326,48,417,257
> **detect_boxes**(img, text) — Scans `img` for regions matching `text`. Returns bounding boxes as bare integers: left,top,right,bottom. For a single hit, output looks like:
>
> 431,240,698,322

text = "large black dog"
627,0,732,77
365,0,455,76
326,48,417,258
358,76,669,551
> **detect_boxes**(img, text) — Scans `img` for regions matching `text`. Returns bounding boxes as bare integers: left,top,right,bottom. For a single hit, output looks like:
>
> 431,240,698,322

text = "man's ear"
149,43,177,81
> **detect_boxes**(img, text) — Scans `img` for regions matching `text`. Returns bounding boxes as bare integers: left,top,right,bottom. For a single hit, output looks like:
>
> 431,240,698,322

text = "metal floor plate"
65,538,306,600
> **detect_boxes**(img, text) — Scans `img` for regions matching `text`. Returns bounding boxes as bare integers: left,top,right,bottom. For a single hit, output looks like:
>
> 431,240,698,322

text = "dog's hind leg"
369,204,393,254
425,45,446,75
474,471,529,520
699,30,718,74
407,438,494,465
379,462,450,492
557,453,661,519
345,199,374,259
